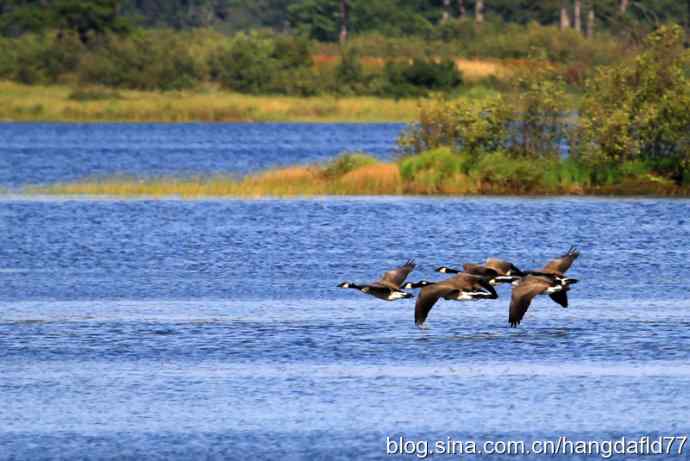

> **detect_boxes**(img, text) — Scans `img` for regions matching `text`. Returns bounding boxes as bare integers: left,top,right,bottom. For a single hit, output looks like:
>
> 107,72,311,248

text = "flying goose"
508,247,580,327
415,273,498,327
435,258,525,285
524,247,580,285
338,260,416,301
509,274,572,327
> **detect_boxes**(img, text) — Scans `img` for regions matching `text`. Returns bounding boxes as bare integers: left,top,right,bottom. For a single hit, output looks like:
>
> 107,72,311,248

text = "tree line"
1,0,688,42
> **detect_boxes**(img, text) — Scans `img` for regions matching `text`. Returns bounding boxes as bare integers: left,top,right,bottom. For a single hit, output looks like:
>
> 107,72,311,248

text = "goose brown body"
338,260,416,301
436,258,524,285
415,273,498,326
509,247,580,327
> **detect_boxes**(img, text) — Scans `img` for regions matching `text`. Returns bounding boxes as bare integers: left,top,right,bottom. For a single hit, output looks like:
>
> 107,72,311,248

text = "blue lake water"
0,123,404,187
1,124,690,460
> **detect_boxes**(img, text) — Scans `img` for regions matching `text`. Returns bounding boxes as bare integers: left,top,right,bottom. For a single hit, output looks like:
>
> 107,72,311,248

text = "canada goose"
415,273,498,327
338,260,416,301
508,247,581,327
509,274,574,327
525,247,580,285
435,258,524,285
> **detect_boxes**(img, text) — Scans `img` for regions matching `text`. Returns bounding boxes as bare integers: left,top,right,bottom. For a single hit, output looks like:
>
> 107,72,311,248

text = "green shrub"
578,25,690,183
399,147,469,189
335,46,370,95
324,153,379,178
381,58,462,98
398,95,511,155
472,150,544,191
0,32,85,84
619,160,652,178
78,30,201,90
211,32,319,95
273,35,313,69
511,75,570,158
68,87,123,101
461,22,622,67
558,157,593,188
210,32,275,93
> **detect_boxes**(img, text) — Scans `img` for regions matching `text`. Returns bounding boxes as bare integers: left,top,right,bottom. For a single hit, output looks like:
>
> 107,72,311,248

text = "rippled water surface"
2,197,690,460
0,123,403,187
1,124,690,460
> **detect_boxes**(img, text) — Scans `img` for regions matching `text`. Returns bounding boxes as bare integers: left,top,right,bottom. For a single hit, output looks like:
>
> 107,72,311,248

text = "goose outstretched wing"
380,259,416,288
542,247,580,274
509,276,552,327
415,283,459,326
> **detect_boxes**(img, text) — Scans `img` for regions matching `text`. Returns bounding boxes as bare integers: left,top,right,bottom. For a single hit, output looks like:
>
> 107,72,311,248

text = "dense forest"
0,1,688,98
1,0,689,39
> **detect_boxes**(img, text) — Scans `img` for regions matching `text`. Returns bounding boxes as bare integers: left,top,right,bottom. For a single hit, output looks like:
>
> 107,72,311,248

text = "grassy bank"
0,81,439,122
27,152,690,199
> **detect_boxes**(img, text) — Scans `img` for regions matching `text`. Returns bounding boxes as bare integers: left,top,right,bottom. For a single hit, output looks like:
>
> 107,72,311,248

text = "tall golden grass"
30,162,405,198
28,160,690,199
455,59,510,82
0,81,422,122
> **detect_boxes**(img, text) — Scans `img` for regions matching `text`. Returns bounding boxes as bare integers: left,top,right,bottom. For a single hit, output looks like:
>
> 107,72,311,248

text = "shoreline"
8,193,690,201
22,162,690,199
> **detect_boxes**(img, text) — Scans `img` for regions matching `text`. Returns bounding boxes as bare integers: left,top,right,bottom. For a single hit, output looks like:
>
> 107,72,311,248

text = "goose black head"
435,266,459,274
338,282,352,288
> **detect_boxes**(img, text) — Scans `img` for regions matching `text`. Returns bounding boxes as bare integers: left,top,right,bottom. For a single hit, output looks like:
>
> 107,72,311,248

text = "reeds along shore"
27,152,690,199
0,82,425,123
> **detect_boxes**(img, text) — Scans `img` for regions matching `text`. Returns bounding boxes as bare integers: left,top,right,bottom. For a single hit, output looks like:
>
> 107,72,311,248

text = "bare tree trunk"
687,0,690,42
619,0,629,15
339,0,349,44
560,1,571,31
458,0,466,19
475,0,484,24
587,2,595,39
574,0,582,33
442,0,450,23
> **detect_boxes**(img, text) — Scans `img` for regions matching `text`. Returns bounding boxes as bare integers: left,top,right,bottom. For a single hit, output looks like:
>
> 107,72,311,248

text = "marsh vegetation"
29,26,690,197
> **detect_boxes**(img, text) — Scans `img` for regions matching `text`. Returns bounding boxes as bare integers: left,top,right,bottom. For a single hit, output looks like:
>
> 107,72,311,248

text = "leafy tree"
512,75,569,158
211,32,316,94
578,25,690,182
53,0,131,43
0,0,130,42
0,0,54,36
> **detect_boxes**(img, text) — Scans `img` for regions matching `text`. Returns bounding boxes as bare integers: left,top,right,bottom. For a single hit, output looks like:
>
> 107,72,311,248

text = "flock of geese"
338,247,580,328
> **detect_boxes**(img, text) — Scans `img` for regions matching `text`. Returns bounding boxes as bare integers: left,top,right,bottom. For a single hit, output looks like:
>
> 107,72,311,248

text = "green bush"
578,25,690,183
212,33,276,93
324,153,379,178
398,95,512,155
334,46,371,95
462,22,622,67
212,32,319,95
472,150,545,191
78,30,201,90
557,157,593,188
0,32,85,84
68,87,123,101
511,75,570,158
381,58,462,98
399,147,470,186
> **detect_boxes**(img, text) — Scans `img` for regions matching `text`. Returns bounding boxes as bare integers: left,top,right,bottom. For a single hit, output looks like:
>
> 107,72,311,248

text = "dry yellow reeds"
0,81,421,122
